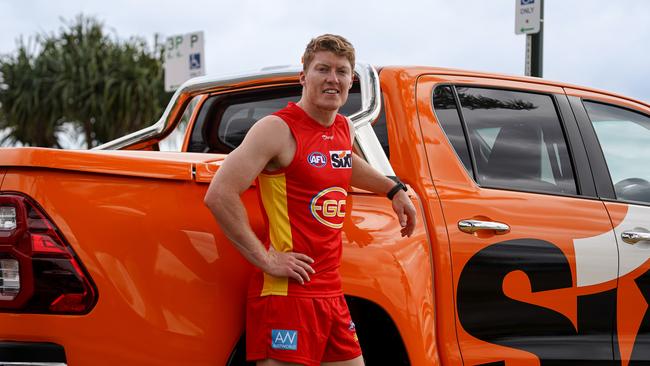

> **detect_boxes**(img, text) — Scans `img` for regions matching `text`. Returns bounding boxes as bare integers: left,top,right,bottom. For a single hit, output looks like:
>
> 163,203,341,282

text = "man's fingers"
291,263,311,283
261,251,309,284
290,253,315,274
404,206,416,237
294,257,315,274
288,270,304,285
265,251,315,283
398,208,407,227
395,198,417,237
293,252,315,264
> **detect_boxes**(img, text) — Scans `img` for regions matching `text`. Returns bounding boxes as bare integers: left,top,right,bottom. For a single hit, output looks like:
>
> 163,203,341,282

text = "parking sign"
515,0,541,34
164,31,205,92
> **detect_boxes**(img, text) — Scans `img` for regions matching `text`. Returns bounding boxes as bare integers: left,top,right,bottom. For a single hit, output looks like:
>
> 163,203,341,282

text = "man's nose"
325,70,339,83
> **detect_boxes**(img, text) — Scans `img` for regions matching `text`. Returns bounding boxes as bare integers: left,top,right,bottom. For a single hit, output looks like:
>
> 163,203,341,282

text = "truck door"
416,75,619,365
567,90,650,366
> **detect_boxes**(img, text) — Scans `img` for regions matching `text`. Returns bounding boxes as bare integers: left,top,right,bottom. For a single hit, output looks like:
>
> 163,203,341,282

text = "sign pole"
516,0,543,77
525,34,532,76
530,0,544,77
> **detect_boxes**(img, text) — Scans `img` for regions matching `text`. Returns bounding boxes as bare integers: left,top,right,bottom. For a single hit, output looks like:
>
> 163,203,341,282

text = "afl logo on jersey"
310,187,347,229
330,150,352,169
307,152,327,168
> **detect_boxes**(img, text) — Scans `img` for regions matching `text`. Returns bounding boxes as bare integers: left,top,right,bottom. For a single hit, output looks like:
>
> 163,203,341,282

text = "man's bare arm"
350,153,416,237
204,116,315,284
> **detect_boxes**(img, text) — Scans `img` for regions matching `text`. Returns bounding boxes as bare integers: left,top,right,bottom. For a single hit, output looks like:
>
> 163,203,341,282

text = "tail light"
0,193,97,314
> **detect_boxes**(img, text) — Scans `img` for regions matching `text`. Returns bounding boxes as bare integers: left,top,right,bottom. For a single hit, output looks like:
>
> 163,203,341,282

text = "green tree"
0,15,171,148
0,38,64,147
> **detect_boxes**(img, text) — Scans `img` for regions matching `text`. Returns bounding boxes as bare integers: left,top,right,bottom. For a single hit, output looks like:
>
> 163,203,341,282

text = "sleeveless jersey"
248,102,353,298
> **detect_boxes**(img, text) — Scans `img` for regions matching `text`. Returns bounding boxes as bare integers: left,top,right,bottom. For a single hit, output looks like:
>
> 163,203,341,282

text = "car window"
372,93,389,159
434,86,577,195
584,101,650,204
218,95,299,150
432,85,473,177
188,85,388,157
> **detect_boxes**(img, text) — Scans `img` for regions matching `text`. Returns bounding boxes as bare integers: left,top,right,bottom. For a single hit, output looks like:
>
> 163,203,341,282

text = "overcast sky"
1,0,649,103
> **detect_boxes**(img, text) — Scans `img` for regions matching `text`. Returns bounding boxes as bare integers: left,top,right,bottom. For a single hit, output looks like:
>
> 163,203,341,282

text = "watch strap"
386,176,407,200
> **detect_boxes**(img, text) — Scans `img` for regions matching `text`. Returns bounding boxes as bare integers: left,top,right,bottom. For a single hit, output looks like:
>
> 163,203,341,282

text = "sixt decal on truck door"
427,84,620,364
455,204,650,366
426,80,650,365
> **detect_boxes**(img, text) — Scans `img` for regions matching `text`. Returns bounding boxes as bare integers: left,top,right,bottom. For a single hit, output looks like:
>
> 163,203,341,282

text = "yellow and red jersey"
248,102,353,298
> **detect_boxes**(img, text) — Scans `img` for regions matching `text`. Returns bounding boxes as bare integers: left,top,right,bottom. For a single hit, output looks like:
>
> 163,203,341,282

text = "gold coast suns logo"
310,187,347,229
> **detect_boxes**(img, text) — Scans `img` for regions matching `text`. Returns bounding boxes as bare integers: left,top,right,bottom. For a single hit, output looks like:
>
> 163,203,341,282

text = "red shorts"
246,295,362,365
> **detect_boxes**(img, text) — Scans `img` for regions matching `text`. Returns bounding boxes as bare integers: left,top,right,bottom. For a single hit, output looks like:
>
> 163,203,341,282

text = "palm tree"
0,38,63,147
0,15,171,148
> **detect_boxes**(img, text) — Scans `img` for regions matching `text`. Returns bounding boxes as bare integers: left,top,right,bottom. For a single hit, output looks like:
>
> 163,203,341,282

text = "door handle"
621,231,650,245
458,219,510,234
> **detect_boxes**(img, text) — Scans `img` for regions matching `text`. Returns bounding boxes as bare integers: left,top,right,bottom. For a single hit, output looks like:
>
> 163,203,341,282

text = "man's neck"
296,101,337,127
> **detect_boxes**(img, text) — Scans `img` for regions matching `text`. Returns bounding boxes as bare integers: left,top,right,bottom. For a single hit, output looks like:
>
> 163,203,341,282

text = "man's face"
300,51,354,112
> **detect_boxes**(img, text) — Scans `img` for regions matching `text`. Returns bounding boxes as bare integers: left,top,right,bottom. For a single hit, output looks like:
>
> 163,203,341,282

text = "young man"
204,34,416,366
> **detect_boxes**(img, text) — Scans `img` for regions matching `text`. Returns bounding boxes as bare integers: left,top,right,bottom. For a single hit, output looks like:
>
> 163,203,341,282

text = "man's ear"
299,71,306,86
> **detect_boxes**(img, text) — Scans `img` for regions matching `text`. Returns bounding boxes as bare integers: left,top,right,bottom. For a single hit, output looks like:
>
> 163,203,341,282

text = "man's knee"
321,355,365,366
257,358,304,366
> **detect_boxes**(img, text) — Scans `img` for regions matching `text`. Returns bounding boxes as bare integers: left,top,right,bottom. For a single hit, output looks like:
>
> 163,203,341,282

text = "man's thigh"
321,355,365,366
257,359,304,366
256,355,364,366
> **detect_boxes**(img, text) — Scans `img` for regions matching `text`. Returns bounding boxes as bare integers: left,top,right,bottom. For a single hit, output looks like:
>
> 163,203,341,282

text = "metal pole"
530,0,544,77
525,35,532,76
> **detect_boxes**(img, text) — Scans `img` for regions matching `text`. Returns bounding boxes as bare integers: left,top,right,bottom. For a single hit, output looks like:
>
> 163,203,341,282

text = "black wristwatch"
386,176,408,200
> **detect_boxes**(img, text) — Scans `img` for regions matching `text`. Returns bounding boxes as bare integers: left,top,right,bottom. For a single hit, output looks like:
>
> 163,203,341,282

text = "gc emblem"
310,187,347,228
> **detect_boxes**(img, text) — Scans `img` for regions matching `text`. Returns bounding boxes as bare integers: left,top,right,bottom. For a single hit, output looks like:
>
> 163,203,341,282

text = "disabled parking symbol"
189,53,201,70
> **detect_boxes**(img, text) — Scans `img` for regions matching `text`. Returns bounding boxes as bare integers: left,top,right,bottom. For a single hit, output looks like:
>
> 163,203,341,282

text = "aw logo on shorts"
310,187,347,229
330,150,352,169
271,329,298,350
307,152,327,168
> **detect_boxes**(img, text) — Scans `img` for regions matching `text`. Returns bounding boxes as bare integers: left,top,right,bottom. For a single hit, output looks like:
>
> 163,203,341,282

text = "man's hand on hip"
263,247,315,285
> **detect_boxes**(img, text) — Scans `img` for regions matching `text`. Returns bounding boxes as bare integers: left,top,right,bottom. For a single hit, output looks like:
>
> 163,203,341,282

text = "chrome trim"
94,66,302,151
348,63,394,176
458,219,510,234
93,124,159,151
349,63,381,128
621,230,650,245
93,63,393,176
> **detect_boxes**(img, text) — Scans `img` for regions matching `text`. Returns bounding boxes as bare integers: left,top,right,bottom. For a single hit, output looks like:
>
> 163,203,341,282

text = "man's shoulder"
271,102,298,118
256,114,292,134
242,114,291,146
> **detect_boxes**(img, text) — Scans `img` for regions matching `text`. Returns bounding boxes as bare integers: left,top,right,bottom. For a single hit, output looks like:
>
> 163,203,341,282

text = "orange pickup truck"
1,64,650,366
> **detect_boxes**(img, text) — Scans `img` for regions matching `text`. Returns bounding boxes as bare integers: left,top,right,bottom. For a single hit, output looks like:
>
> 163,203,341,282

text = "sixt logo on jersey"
307,152,327,168
330,150,352,169
271,329,298,350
